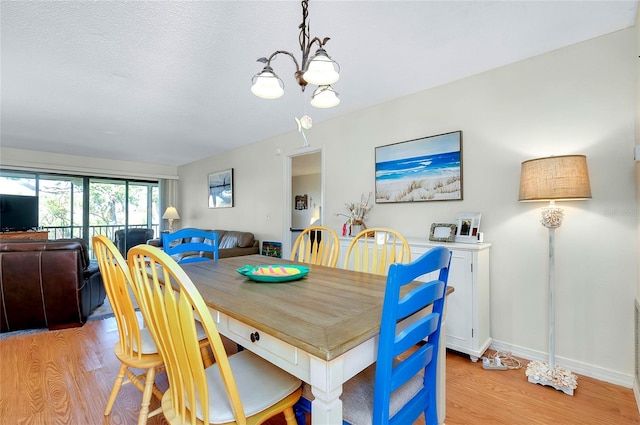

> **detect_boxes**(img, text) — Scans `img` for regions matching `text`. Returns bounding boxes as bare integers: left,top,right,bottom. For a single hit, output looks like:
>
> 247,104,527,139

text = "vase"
350,224,363,236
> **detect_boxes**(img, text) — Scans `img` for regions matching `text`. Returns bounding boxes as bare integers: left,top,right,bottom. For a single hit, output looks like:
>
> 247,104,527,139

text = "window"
38,174,84,239
0,170,160,254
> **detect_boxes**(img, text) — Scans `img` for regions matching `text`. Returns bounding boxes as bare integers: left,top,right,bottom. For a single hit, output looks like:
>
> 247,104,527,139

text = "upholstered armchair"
114,228,155,258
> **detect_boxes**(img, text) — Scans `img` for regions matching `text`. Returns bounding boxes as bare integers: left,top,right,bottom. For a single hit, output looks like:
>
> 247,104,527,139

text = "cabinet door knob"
250,331,260,342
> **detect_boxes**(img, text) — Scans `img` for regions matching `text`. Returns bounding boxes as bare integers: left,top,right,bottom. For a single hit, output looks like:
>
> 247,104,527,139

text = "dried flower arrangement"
335,192,373,224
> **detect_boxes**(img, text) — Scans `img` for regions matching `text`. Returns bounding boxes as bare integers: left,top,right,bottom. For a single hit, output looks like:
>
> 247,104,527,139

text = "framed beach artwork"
208,168,234,208
375,131,462,203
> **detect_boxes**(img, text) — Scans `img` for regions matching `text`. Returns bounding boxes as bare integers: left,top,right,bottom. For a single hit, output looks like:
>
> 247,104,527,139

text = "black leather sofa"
0,238,106,332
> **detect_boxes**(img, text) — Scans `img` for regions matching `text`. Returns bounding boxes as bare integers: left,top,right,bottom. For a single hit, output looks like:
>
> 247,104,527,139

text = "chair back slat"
127,245,246,424
162,228,219,263
290,226,340,267
391,342,434,392
343,228,411,275
92,235,146,358
372,245,451,425
398,280,445,320
393,312,440,358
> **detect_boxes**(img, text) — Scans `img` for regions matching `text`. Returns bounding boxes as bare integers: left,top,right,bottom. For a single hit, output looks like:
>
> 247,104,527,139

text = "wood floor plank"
0,317,638,424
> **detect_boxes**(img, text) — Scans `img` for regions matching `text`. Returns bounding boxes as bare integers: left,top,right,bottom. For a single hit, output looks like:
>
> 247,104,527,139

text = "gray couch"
148,229,259,261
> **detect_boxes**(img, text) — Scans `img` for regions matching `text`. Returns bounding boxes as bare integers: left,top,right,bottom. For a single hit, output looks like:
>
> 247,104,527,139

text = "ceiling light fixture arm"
297,0,331,72
256,0,331,91
257,51,304,89
251,0,340,107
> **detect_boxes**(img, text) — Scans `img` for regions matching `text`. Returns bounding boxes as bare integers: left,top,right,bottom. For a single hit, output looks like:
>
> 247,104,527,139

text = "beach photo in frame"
454,212,481,243
208,168,234,208
375,131,462,203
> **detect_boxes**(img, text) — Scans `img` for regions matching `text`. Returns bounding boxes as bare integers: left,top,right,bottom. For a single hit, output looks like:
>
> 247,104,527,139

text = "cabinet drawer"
228,317,299,365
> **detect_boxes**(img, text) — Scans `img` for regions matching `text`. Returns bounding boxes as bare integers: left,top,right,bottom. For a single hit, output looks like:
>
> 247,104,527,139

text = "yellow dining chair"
127,244,302,425
92,235,212,425
290,225,340,267
343,227,411,275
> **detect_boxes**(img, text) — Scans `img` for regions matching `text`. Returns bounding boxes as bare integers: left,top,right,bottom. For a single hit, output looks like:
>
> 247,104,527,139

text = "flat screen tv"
0,194,39,232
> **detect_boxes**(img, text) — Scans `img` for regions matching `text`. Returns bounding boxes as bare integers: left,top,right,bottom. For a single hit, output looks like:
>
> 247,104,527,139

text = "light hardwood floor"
0,316,638,425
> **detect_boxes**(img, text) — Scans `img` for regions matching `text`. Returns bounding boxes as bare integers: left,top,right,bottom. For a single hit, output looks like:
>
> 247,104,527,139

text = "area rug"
0,298,115,340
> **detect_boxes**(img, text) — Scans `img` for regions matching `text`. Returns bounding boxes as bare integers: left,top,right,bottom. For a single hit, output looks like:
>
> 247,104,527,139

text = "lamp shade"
303,48,340,86
310,85,340,108
162,206,180,220
251,68,284,99
518,155,592,202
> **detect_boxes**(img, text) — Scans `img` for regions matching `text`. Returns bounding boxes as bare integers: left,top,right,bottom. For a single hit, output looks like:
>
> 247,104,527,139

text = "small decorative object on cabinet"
429,223,457,242
334,192,372,237
339,236,492,361
454,212,481,243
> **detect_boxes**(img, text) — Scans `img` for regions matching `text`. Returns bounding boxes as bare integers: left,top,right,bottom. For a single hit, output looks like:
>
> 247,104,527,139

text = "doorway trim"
283,145,324,260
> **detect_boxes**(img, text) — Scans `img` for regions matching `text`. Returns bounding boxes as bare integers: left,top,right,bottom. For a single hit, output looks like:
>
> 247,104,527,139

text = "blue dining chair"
295,246,451,425
162,227,219,264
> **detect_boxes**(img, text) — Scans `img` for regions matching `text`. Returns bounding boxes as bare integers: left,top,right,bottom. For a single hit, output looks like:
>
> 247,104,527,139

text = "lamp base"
525,360,577,396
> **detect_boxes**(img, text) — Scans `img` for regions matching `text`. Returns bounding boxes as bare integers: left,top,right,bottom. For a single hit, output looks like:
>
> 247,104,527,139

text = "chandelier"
251,0,340,108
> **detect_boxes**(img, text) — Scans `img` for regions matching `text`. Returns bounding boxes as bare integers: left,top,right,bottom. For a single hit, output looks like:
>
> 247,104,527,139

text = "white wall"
178,28,637,386
0,147,178,180
634,4,640,406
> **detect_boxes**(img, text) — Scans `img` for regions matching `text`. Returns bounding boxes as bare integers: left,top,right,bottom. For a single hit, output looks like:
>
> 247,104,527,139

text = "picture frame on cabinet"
454,212,481,243
429,223,457,242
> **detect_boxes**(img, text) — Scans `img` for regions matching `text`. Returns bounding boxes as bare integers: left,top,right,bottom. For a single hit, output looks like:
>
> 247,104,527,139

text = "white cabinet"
338,237,491,361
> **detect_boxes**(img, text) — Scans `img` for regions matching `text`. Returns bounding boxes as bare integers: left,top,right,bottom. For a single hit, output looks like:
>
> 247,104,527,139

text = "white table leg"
310,385,343,425
309,356,345,425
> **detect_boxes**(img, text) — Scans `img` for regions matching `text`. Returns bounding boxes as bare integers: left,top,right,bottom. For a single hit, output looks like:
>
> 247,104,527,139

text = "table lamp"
162,206,180,233
518,154,591,395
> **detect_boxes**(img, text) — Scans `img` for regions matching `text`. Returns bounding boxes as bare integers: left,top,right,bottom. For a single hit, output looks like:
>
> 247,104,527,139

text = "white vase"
350,225,363,236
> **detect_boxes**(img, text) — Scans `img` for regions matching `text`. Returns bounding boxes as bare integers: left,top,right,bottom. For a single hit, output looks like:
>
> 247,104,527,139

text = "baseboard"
634,378,640,413
490,339,634,388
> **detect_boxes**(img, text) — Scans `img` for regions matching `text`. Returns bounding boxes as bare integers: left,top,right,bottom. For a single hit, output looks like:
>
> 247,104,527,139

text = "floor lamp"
162,206,180,233
518,155,592,396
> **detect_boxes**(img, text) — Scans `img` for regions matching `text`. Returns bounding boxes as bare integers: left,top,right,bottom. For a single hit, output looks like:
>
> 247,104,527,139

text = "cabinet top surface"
338,236,491,251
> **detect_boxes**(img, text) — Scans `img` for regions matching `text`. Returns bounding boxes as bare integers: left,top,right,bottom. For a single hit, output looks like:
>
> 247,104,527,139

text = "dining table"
180,254,450,425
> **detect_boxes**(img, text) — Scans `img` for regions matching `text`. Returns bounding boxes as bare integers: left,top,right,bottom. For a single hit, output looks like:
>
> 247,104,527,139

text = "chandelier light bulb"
303,49,340,86
310,85,340,108
251,69,284,99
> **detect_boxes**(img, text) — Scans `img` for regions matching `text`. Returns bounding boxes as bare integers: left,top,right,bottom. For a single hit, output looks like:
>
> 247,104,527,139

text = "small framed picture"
429,223,457,243
454,212,481,243
208,168,234,208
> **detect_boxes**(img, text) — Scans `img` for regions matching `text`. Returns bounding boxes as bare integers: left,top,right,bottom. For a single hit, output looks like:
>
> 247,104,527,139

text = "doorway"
284,147,323,259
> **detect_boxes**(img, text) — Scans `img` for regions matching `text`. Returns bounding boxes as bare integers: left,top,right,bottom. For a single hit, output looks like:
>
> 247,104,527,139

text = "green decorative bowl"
237,264,309,283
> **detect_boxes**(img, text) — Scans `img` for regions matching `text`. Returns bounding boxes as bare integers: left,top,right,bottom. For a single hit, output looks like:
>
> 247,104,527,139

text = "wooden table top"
181,254,392,361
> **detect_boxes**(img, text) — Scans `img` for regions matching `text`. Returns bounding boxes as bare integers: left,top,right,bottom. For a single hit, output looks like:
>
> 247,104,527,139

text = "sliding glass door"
38,174,84,239
0,170,159,255
88,179,159,241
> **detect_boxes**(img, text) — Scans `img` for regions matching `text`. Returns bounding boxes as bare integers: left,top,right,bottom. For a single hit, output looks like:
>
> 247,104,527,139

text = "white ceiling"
1,1,637,167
